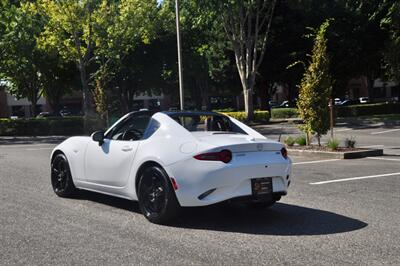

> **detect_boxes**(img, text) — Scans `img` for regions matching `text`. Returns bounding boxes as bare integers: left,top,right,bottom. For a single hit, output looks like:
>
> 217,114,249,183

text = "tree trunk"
78,61,98,134
244,89,254,121
79,64,93,117
306,131,310,146
27,86,40,117
30,102,38,117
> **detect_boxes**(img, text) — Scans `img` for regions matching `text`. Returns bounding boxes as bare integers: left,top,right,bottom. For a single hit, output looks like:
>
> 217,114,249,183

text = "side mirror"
91,130,105,146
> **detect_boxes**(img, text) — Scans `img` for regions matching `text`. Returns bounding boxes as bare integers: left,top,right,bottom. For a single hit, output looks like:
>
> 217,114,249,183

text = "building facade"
0,90,170,118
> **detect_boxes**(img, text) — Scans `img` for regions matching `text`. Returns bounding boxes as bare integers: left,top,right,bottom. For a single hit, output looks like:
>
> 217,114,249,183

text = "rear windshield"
168,114,246,134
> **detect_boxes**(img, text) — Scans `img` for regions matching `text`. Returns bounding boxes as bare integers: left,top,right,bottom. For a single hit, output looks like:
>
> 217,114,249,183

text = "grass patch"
327,138,340,151
284,136,295,146
295,135,307,146
271,108,298,119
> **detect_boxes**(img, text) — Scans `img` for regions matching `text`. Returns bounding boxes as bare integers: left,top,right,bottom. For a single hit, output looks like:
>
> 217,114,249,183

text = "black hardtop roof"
161,110,226,117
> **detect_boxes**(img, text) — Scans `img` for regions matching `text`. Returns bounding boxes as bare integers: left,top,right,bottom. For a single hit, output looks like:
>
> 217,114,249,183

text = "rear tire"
137,166,180,224
51,153,77,197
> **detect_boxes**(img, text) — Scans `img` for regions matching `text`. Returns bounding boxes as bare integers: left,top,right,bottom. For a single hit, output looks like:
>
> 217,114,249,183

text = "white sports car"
51,111,292,224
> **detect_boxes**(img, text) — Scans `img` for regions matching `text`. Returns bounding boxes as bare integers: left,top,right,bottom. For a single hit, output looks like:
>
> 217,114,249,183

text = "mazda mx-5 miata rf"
50,111,292,224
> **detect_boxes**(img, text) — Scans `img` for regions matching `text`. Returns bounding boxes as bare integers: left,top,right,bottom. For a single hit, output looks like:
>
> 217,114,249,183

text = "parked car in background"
59,107,83,117
36,112,62,118
334,98,342,105
268,101,279,108
59,109,72,117
274,100,297,108
359,97,369,104
338,99,359,106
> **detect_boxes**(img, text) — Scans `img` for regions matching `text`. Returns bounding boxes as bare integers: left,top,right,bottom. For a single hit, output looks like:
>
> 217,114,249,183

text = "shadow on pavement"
76,191,367,236
172,203,367,236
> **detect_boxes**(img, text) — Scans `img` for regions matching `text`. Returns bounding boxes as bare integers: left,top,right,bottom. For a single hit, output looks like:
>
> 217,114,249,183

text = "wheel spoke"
140,172,169,216
52,158,68,192
154,187,164,199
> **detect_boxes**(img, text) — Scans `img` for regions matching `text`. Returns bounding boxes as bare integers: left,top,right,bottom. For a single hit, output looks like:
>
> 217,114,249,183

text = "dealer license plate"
251,177,273,196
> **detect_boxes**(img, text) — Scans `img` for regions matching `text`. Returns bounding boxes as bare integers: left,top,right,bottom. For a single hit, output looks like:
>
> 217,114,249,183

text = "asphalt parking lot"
1,123,399,265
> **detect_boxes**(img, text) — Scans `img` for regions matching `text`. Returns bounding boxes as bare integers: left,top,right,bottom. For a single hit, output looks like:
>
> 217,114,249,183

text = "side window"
142,118,160,139
105,114,151,141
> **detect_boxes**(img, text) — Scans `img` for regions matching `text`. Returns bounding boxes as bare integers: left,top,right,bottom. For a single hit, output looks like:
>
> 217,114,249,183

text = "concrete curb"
287,148,384,159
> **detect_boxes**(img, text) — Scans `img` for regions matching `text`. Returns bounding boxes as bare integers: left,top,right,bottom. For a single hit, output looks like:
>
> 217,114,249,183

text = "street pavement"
0,123,399,265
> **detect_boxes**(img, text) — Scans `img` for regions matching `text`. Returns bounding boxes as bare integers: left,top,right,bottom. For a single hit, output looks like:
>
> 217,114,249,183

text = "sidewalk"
265,116,400,126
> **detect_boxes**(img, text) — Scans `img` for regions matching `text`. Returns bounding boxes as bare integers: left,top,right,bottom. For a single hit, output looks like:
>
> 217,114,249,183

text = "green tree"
38,0,101,122
160,0,238,110
92,0,158,115
381,1,400,85
199,0,277,120
297,20,332,146
0,2,42,116
40,53,79,113
0,1,76,116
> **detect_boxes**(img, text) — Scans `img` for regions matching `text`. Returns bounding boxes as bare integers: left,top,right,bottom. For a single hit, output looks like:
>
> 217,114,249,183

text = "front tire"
51,153,77,197
137,166,180,224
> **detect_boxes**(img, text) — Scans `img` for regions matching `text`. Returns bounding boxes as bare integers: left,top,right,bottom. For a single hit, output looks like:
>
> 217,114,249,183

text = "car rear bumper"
165,153,292,207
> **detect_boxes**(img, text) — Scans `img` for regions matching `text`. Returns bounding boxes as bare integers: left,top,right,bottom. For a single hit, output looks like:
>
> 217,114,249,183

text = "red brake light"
194,149,232,163
281,147,288,159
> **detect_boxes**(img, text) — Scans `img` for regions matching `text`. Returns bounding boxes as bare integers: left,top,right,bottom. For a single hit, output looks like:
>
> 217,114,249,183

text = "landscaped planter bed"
287,146,383,159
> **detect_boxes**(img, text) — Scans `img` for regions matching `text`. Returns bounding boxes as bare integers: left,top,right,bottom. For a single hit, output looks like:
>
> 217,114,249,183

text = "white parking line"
0,144,55,148
367,157,400,162
371,128,400,135
25,147,54,151
310,172,400,185
293,159,341,165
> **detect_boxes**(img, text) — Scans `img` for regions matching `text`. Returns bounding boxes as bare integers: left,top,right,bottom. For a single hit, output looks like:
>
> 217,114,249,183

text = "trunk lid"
191,132,283,152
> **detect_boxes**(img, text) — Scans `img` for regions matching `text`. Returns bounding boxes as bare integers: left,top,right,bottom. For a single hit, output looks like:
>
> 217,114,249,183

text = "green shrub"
284,136,295,146
271,108,299,119
221,111,270,123
327,138,340,151
345,137,356,148
336,103,400,117
0,117,84,136
213,108,236,112
295,135,307,146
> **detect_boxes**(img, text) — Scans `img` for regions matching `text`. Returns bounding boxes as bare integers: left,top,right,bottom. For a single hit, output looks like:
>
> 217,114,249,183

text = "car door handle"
121,146,133,152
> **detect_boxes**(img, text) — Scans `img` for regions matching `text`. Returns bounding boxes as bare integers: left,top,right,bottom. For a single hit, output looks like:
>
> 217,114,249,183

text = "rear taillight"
281,147,288,159
194,149,232,163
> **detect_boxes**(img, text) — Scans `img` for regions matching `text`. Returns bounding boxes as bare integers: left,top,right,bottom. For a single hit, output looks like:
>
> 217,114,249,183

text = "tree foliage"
381,1,400,83
92,0,159,115
0,0,398,127
199,0,278,120
297,20,332,145
38,0,102,120
0,1,76,115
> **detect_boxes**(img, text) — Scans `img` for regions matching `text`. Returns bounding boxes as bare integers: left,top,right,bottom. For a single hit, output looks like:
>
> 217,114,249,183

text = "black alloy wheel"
138,166,180,224
51,153,77,197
